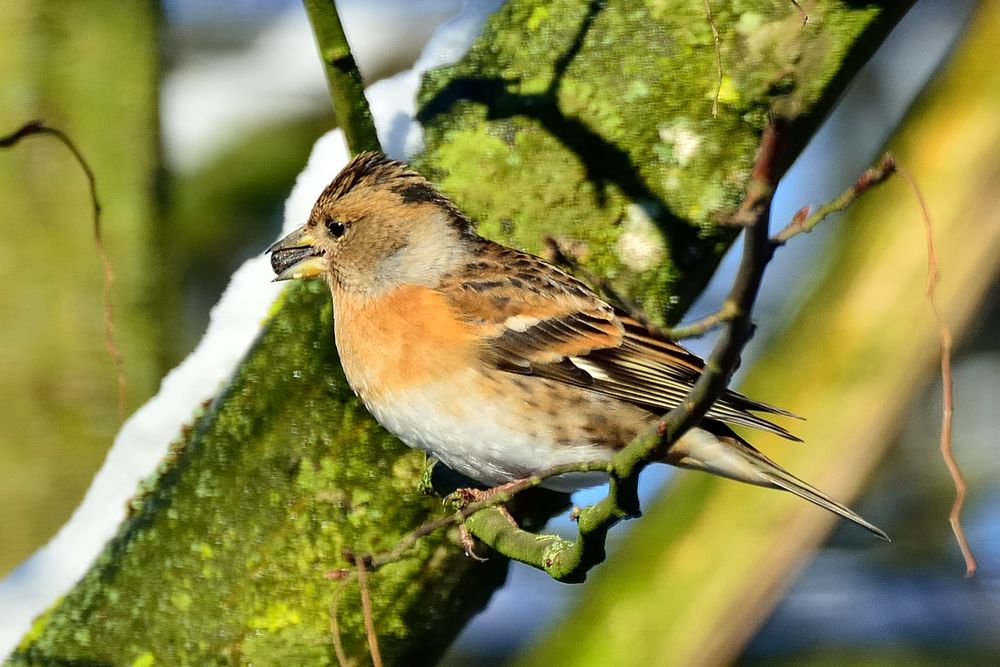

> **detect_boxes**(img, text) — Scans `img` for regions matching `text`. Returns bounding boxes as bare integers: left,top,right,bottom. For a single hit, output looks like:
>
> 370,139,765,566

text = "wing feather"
438,241,799,440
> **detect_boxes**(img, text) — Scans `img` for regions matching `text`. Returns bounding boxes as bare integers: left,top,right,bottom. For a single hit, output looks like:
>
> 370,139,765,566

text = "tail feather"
668,427,889,541
757,455,890,541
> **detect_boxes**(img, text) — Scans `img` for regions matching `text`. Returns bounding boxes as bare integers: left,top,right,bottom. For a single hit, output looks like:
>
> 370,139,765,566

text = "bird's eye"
326,219,348,238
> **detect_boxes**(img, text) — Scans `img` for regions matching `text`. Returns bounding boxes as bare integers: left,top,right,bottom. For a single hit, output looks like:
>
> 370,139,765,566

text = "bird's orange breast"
332,284,477,400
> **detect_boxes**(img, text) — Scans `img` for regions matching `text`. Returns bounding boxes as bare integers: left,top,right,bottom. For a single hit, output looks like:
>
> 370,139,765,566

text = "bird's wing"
439,242,799,440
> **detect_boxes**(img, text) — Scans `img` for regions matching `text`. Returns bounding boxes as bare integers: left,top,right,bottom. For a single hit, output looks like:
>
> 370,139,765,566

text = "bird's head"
268,152,477,296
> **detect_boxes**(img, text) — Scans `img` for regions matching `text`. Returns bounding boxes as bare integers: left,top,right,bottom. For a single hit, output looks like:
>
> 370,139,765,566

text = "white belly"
362,370,613,491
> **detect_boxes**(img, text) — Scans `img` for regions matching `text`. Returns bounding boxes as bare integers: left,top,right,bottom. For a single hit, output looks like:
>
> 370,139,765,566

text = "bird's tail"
667,427,889,541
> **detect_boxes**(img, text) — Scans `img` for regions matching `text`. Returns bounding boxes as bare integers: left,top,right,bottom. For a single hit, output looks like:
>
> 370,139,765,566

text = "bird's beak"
267,226,328,282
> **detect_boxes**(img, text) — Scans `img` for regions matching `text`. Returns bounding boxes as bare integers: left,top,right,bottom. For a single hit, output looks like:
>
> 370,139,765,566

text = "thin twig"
897,164,976,577
668,150,892,342
772,153,896,243
668,153,895,341
666,301,738,340
647,119,787,458
578,119,789,581
328,582,350,667
703,0,723,118
790,0,809,26
354,557,383,667
0,121,126,421
368,513,464,570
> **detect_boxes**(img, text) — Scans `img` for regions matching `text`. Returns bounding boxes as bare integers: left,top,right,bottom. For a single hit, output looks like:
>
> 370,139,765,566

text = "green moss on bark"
13,284,506,665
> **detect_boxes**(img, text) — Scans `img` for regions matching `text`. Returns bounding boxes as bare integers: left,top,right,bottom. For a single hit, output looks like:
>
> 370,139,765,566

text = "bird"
268,151,888,541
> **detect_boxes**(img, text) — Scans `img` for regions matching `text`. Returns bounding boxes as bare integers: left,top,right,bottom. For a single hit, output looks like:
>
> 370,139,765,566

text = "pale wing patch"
569,356,611,381
504,315,542,332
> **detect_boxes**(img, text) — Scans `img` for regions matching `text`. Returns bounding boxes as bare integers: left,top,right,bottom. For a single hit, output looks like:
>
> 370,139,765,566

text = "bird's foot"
457,523,489,561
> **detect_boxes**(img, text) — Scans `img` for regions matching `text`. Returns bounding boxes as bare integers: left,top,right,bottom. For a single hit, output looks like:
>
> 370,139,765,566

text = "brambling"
268,152,887,540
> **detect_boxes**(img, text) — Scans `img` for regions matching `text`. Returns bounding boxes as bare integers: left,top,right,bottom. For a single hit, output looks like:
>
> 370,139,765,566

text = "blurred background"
1,0,996,664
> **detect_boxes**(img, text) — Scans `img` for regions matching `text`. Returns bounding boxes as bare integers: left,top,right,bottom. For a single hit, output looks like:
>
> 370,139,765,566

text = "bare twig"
772,153,896,243
790,0,809,26
646,118,787,458
328,582,350,667
671,153,896,342
0,120,126,421
666,301,739,340
898,164,976,577
703,0,723,118
354,557,383,667
676,151,895,344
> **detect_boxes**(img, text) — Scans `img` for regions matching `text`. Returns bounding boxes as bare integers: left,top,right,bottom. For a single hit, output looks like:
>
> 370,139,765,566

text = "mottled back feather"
437,241,801,441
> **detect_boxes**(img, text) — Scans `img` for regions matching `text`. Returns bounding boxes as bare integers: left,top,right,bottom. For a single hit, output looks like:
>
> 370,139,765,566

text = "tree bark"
11,1,913,663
